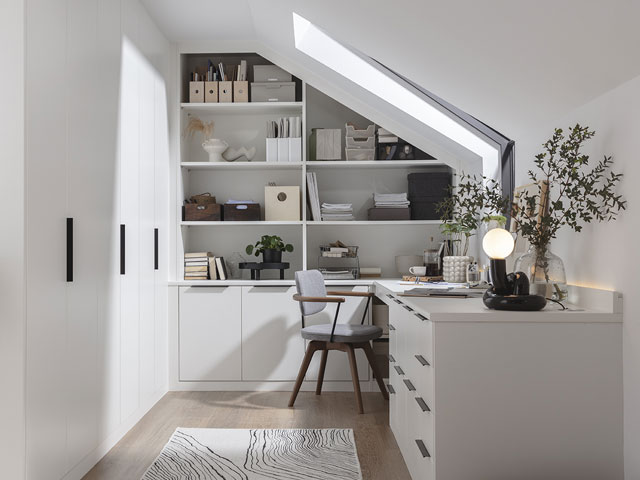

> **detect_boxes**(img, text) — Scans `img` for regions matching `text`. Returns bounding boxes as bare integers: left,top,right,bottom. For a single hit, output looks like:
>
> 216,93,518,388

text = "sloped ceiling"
142,0,640,161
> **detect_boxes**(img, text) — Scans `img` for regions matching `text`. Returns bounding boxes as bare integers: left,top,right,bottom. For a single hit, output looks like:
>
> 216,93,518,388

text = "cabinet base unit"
378,282,623,480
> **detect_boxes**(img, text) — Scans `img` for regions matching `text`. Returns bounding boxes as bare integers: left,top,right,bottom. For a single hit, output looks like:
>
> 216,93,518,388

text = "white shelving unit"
176,53,454,282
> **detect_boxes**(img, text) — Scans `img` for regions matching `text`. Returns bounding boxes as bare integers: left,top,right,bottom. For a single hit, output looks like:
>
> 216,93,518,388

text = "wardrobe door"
119,12,141,421
24,1,69,478
65,0,101,468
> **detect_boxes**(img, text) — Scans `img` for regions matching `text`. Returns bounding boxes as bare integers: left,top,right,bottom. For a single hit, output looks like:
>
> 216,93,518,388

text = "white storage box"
346,148,375,161
265,186,300,221
345,136,375,149
345,123,375,139
251,82,295,102
254,65,292,82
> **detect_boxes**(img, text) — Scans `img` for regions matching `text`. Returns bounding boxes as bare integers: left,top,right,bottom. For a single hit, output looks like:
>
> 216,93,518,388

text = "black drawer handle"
402,305,413,312
394,366,404,375
120,224,125,275
393,298,403,304
389,324,396,331
415,397,430,412
415,354,430,366
387,384,396,394
403,379,416,391
389,354,396,363
386,294,394,299
415,439,431,458
66,218,73,282
154,228,159,270
415,312,429,321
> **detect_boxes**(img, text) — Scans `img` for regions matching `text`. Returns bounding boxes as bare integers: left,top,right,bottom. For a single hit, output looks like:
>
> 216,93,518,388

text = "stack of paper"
321,203,354,221
374,192,410,208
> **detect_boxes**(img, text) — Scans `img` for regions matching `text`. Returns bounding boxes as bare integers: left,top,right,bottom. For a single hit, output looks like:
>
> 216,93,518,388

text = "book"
209,256,218,280
215,257,228,280
184,261,209,266
306,172,321,221
329,247,349,253
185,265,208,272
184,276,208,280
185,252,212,258
378,136,399,143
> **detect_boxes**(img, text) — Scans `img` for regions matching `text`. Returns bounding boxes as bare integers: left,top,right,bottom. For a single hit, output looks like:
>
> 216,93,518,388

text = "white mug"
409,265,427,276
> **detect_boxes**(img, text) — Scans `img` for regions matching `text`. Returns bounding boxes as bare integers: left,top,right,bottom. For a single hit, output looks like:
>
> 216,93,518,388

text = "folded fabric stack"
321,203,354,221
373,192,410,208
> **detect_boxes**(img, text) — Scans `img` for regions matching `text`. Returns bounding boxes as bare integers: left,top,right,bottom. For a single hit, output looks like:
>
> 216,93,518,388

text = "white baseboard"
168,380,379,392
61,388,167,480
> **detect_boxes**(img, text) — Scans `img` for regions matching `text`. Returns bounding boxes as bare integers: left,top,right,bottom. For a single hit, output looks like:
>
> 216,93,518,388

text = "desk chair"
289,270,389,413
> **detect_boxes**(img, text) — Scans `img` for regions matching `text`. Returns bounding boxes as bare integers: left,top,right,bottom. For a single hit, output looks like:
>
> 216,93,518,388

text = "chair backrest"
294,270,327,316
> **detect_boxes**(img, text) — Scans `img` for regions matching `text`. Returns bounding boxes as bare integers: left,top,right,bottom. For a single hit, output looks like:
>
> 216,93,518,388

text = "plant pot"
442,255,472,283
262,249,282,264
514,245,567,301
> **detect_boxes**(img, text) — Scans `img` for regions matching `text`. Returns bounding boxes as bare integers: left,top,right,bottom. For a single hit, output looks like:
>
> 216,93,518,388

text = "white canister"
442,256,472,283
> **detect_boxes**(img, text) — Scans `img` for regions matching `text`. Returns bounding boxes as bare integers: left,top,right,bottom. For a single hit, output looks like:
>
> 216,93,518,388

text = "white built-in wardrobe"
24,1,171,479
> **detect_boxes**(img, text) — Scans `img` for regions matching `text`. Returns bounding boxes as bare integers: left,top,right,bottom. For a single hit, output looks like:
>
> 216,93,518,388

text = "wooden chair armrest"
293,294,345,303
327,290,374,298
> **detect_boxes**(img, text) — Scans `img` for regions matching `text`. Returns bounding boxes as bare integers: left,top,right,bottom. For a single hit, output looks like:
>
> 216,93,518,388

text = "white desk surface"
374,280,623,323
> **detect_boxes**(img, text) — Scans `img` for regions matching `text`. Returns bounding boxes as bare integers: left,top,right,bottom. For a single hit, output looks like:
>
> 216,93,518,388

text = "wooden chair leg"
316,348,328,395
289,341,320,407
346,344,364,414
363,341,389,400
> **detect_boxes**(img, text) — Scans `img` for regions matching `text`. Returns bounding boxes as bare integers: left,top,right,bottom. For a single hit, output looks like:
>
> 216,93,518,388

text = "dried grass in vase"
183,116,214,140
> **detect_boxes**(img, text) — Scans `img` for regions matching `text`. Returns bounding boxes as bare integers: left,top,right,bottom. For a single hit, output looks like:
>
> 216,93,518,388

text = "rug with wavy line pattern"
141,428,363,480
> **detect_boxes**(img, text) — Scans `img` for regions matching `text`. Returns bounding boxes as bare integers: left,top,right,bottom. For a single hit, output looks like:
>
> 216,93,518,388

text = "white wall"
515,74,640,479
23,1,172,479
0,0,25,478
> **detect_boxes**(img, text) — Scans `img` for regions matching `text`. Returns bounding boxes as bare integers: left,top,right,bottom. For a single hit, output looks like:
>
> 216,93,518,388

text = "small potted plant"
437,174,509,282
245,235,294,263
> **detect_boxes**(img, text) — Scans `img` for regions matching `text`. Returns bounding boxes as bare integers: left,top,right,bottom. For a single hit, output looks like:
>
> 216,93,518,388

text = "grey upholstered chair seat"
301,323,383,343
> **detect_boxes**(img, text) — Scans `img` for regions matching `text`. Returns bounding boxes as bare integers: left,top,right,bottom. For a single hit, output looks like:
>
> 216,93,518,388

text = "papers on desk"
401,286,485,298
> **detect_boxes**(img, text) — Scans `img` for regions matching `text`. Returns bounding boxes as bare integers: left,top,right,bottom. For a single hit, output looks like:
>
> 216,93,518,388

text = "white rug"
141,428,363,480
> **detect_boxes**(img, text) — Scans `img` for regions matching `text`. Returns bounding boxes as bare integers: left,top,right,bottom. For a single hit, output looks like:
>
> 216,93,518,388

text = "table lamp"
482,228,547,311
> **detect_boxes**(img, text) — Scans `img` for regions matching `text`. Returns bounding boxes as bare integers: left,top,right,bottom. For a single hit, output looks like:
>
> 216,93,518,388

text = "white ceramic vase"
442,255,472,283
202,138,228,162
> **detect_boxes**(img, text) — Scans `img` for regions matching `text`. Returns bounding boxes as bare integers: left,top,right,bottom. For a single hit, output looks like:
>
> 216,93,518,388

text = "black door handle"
415,439,431,458
120,224,125,275
415,397,430,412
154,228,159,270
403,379,416,391
415,312,429,321
415,354,430,366
394,365,404,375
389,354,396,363
387,384,396,394
66,218,73,282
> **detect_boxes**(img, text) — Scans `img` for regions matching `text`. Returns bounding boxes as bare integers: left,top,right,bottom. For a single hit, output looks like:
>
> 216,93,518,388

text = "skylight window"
292,13,512,188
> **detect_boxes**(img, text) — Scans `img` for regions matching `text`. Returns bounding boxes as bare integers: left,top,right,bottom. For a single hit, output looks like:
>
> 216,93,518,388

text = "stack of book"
378,127,398,144
184,252,229,280
378,127,399,160
321,203,354,221
374,192,410,208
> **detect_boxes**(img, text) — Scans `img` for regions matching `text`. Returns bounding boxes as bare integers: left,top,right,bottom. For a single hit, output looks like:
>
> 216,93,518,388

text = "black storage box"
408,171,452,220
368,207,411,221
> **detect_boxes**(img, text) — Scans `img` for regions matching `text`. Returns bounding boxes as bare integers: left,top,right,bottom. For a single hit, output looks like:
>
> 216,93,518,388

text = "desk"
374,280,623,480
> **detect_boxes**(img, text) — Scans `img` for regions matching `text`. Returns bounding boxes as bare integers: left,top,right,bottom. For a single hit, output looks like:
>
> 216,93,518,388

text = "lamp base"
483,288,547,311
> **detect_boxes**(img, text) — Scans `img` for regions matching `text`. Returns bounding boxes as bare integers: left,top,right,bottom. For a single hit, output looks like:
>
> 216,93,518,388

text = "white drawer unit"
375,281,624,480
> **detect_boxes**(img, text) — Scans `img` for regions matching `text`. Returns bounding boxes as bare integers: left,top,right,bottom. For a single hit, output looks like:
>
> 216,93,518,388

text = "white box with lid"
253,65,292,82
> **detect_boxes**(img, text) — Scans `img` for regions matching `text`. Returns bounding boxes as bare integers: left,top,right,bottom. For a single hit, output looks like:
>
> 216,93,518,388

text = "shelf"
181,161,303,171
181,102,303,115
169,278,381,287
181,221,303,226
306,220,442,226
306,160,445,169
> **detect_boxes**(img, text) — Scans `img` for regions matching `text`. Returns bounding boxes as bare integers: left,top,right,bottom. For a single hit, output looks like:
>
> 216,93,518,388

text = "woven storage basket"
190,192,217,205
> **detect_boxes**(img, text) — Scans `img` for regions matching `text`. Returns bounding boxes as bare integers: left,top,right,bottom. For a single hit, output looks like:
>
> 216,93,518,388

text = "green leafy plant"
513,124,626,252
245,235,294,257
437,174,509,256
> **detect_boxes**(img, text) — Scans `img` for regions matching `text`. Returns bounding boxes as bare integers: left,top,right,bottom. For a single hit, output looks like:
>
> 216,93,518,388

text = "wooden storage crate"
183,203,222,221
223,203,261,221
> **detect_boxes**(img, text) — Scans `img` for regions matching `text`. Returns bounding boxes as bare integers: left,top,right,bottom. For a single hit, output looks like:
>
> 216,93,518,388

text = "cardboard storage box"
254,65,292,82
189,81,204,103
204,81,218,102
219,81,233,102
265,186,300,221
309,128,341,161
223,203,261,221
251,82,295,102
233,81,248,102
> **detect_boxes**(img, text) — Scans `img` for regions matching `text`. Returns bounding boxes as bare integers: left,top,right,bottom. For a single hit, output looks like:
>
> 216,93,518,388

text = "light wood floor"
83,391,411,480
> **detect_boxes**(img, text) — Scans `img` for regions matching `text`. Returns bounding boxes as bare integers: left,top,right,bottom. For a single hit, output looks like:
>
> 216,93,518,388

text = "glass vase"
514,245,568,301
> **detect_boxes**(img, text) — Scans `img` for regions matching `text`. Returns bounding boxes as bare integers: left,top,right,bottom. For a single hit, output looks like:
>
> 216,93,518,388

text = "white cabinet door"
241,286,306,381
305,286,370,382
179,287,242,381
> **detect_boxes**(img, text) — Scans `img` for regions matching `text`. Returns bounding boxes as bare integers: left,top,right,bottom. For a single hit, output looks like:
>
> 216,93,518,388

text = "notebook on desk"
400,287,485,298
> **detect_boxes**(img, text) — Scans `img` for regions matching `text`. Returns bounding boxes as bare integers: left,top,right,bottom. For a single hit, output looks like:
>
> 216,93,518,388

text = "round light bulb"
482,228,515,259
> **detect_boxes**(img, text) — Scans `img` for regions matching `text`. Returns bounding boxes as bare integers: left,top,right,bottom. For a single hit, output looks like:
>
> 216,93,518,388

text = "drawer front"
407,392,435,480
